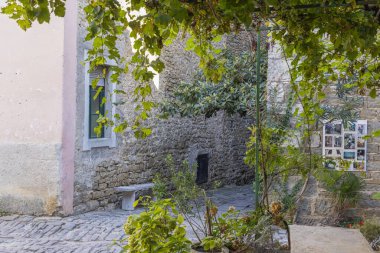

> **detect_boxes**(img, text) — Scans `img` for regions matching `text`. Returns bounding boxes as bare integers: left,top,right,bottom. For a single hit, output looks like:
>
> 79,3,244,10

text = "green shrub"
360,219,380,242
274,178,303,222
153,155,263,251
122,198,191,253
160,51,267,119
317,170,364,208
153,155,202,213
200,236,224,252
152,173,168,200
212,207,259,251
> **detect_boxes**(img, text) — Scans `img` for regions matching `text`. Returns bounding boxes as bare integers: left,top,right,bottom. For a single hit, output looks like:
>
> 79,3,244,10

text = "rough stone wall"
294,177,338,225
73,3,255,214
268,43,380,224
72,0,123,213
76,113,254,213
356,95,380,218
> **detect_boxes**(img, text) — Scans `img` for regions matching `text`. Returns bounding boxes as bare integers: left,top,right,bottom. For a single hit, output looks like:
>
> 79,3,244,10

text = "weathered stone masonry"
72,1,255,214
268,43,380,224
74,114,254,213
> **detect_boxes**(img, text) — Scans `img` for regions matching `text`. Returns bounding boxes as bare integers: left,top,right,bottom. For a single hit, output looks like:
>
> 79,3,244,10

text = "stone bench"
114,183,154,211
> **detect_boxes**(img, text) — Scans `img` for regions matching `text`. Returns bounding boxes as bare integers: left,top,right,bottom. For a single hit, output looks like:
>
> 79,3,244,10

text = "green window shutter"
89,66,107,139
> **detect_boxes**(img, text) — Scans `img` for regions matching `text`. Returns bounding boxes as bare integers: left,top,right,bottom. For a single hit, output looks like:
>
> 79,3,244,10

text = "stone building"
0,0,254,216
268,44,380,224
3,0,377,220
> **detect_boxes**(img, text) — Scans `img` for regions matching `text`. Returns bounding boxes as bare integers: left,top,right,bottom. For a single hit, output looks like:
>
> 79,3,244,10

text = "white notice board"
323,120,367,171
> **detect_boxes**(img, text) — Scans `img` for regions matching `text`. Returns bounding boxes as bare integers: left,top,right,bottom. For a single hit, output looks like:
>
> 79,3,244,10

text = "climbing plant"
2,0,379,137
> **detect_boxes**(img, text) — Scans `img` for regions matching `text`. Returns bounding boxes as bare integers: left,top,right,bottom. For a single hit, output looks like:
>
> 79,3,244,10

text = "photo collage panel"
323,120,367,171
324,122,343,160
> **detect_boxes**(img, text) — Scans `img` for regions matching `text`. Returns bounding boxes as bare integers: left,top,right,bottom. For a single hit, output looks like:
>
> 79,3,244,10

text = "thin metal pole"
255,29,261,208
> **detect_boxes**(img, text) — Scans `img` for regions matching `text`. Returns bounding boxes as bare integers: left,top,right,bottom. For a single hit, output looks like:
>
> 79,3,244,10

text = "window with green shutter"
89,66,108,139
83,53,117,150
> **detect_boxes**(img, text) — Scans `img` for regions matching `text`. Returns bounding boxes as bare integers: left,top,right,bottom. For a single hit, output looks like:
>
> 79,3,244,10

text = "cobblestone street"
0,185,254,253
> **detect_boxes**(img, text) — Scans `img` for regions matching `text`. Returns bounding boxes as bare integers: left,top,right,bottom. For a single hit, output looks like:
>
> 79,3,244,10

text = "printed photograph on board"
358,124,366,135
357,150,365,161
334,136,342,147
325,136,333,147
344,133,355,149
325,159,336,170
345,121,356,132
343,151,355,159
325,123,333,134
333,123,342,134
353,161,365,171
325,149,333,156
357,138,365,148
325,149,342,157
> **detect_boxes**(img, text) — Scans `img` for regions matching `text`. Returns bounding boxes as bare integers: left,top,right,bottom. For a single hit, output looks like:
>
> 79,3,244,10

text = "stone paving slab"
0,185,254,253
290,225,373,253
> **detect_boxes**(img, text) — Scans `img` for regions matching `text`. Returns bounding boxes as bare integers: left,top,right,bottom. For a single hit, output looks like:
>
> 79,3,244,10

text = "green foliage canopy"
2,0,65,30
2,0,379,136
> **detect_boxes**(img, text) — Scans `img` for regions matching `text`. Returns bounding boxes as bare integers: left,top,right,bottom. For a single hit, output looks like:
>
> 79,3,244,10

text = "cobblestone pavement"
0,185,254,253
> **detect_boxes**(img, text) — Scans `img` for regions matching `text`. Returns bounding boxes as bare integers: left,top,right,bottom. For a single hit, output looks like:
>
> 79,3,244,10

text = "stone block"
105,203,116,211
314,197,336,216
358,192,380,208
297,197,312,216
367,143,380,153
73,204,87,214
98,183,107,190
87,200,99,211
92,191,103,199
303,178,318,197
100,200,108,206
368,171,380,179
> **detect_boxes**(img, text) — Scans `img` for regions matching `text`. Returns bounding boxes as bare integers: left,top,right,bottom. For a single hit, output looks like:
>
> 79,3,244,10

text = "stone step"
362,208,380,218
344,207,380,218
295,215,336,226
360,190,380,195
363,178,380,191
361,189,380,197
366,171,380,180
364,178,380,184
358,191,380,208
290,225,373,253
363,185,380,191
341,208,363,218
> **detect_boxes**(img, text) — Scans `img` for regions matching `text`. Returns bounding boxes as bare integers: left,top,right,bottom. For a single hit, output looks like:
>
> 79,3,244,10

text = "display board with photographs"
323,120,367,171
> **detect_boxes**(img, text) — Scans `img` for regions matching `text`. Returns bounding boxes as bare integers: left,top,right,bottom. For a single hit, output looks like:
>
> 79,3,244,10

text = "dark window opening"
196,154,209,184
89,86,105,139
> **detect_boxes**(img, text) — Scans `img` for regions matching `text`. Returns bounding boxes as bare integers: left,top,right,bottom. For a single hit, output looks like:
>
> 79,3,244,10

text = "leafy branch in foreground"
1,0,65,30
122,198,191,253
2,1,379,137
